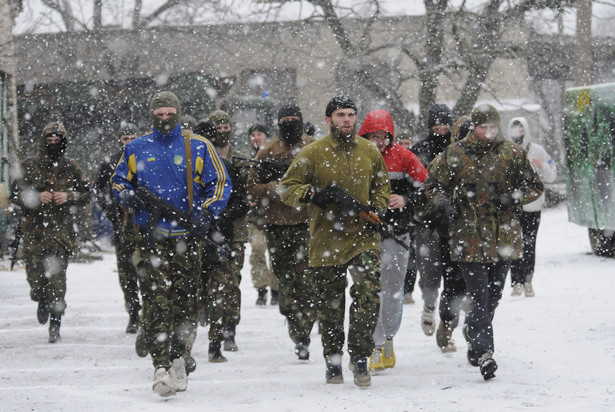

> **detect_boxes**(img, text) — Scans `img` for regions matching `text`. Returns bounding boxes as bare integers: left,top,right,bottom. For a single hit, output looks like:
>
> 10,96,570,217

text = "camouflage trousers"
136,235,202,370
265,224,316,345
201,241,244,343
247,223,277,290
112,223,140,315
24,244,69,317
310,250,381,361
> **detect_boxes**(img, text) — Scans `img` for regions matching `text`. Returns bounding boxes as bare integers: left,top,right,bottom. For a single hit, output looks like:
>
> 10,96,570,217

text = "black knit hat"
427,104,453,128
278,103,302,122
118,122,139,137
325,95,357,117
248,124,269,137
193,120,217,141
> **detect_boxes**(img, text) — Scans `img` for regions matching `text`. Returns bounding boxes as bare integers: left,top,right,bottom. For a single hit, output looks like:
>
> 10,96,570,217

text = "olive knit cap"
471,104,500,127
209,110,232,126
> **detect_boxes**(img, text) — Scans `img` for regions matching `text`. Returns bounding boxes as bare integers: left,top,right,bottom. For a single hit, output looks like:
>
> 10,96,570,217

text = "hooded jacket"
359,110,428,234
111,123,231,237
506,117,557,212
11,123,91,253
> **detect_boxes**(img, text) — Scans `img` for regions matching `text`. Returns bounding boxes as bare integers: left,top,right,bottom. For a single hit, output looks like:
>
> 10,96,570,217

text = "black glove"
492,193,518,211
192,209,214,239
439,203,459,226
303,185,336,209
118,189,141,212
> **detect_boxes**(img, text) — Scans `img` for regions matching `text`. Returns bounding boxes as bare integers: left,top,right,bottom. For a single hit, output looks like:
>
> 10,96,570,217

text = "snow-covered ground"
0,203,613,411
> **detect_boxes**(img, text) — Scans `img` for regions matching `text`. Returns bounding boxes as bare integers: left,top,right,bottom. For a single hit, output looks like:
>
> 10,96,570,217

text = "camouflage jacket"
425,133,543,263
11,155,91,254
278,133,391,267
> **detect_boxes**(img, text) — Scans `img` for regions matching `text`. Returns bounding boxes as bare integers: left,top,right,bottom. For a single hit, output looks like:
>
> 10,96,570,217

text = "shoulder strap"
184,135,194,213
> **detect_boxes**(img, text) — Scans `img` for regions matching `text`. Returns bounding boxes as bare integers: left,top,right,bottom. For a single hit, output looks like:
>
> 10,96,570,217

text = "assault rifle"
327,185,409,249
134,186,228,256
231,155,290,181
8,213,27,270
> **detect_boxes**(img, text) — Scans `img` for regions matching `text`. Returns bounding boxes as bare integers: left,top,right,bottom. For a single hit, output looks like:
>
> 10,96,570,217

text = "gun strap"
184,136,194,213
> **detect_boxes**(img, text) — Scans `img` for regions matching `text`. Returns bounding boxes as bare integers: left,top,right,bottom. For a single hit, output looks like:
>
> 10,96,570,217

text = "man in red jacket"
358,110,428,372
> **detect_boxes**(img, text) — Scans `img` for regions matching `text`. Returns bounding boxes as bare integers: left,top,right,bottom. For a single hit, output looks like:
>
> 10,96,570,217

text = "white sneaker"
511,284,523,296
169,357,188,392
152,367,176,397
523,282,535,297
421,307,436,336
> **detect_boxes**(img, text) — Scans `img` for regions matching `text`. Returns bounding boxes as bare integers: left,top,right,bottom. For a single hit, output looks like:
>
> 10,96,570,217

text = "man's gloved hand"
118,189,141,212
492,193,518,211
192,208,214,239
303,185,337,209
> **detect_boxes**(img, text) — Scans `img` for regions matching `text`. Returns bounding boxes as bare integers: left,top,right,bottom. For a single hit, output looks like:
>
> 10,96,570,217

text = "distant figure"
11,122,91,343
506,117,557,297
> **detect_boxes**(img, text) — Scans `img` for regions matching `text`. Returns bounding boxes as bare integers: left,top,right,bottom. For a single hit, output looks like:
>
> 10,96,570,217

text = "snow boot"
325,362,343,384
421,307,436,336
152,367,176,397
169,357,188,392
479,351,498,381
382,339,396,369
523,282,535,297
256,287,267,306
511,283,523,296
270,289,279,305
135,326,149,357
368,348,385,372
125,310,140,334
349,357,371,387
294,342,309,360
223,326,238,351
208,342,227,363
48,315,61,343
184,330,197,375
436,321,457,353
404,292,414,304
37,301,49,325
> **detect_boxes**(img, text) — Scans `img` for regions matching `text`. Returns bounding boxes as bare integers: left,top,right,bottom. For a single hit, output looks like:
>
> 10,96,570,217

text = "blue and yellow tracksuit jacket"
111,124,231,237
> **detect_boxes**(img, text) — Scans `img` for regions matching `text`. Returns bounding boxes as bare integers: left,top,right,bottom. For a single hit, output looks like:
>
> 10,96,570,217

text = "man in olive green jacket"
279,96,390,387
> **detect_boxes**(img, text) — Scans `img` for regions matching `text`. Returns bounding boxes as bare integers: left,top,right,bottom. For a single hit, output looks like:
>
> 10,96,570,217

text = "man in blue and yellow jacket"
111,91,231,397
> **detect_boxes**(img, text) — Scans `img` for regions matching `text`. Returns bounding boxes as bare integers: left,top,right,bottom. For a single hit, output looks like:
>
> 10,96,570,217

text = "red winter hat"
358,110,395,139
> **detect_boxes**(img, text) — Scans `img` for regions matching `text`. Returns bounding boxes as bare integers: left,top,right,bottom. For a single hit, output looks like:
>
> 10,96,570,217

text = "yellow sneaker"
368,348,385,372
382,339,396,369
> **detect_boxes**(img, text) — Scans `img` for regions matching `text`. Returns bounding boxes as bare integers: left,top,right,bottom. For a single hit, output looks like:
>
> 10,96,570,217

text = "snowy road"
0,203,613,411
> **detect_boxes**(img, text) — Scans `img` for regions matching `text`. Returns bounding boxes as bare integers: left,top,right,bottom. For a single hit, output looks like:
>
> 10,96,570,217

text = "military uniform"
11,122,91,343
279,131,390,364
94,140,140,331
246,105,317,356
425,104,543,380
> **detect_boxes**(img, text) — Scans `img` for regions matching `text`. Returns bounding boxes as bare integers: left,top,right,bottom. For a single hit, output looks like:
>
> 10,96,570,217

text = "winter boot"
436,321,457,353
125,310,140,334
462,324,479,367
256,287,267,306
184,330,197,375
404,293,414,304
325,361,344,384
37,301,49,325
169,357,188,392
421,307,436,336
152,367,176,397
368,348,385,372
135,326,149,358
382,339,396,369
294,342,310,361
349,357,371,387
223,327,238,352
208,342,228,363
523,282,535,297
270,289,279,306
479,351,498,381
48,315,61,343
511,283,523,296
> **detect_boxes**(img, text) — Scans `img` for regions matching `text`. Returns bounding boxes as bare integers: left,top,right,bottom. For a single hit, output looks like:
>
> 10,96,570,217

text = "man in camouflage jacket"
424,104,543,381
11,122,91,343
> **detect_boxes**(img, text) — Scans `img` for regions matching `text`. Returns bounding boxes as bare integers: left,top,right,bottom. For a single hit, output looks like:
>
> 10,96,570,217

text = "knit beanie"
325,95,357,117
427,104,453,128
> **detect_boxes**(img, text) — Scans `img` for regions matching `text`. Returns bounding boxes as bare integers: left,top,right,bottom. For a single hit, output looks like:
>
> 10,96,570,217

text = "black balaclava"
278,103,303,145
41,122,67,161
149,91,181,134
